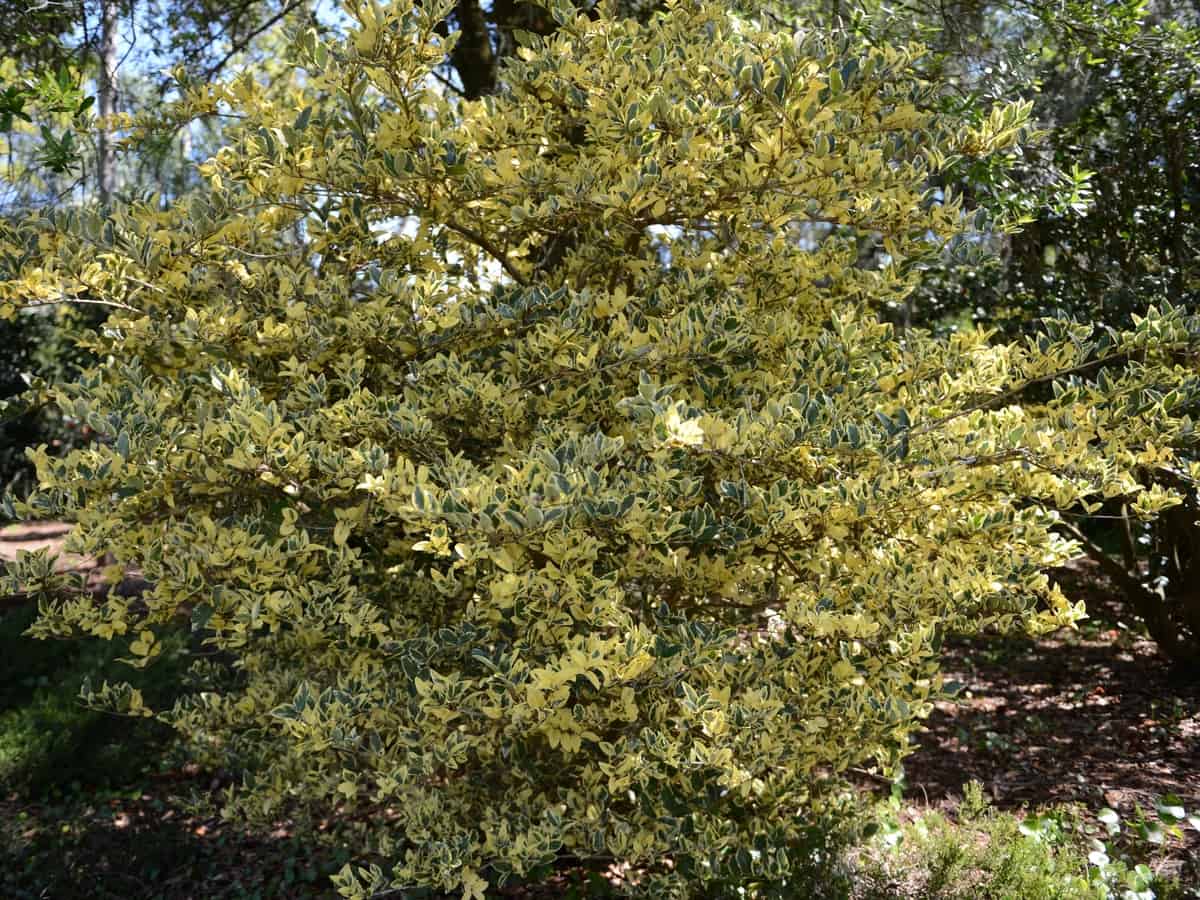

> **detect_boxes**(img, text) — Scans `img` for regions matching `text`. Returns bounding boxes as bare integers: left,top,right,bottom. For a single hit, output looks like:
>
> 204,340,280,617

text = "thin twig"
202,0,309,81
443,219,529,286
23,295,143,313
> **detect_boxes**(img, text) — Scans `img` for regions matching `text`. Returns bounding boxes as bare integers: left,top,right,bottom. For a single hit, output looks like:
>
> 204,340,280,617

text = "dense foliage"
865,0,1200,665
2,0,1198,896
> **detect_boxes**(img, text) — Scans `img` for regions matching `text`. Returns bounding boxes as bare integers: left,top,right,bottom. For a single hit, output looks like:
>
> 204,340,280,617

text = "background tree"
0,0,324,496
769,0,1200,667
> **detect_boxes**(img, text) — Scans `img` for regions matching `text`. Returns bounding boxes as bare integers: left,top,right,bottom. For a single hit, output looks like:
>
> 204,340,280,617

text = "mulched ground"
0,520,79,567
905,629,1199,814
898,560,1200,885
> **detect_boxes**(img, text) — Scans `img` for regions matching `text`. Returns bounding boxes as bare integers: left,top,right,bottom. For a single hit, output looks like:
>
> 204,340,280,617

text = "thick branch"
443,219,529,286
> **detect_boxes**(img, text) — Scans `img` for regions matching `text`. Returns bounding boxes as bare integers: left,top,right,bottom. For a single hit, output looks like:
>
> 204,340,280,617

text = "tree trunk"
1062,519,1200,677
97,0,118,204
449,0,495,100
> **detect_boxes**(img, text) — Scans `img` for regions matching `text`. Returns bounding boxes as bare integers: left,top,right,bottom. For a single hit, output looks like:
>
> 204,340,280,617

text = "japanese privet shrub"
3,0,1199,896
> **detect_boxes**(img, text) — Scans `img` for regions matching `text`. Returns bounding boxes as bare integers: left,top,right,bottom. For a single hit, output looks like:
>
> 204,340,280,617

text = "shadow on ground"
0,596,350,899
3,784,352,899
898,561,1200,887
907,630,1200,813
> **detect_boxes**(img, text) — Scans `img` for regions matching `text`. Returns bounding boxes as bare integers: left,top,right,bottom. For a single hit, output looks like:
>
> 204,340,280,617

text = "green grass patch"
0,603,187,794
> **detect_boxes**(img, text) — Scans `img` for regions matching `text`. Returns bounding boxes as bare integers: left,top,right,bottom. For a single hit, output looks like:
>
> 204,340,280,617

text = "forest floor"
1,525,1198,898
891,560,1200,890
907,588,1200,818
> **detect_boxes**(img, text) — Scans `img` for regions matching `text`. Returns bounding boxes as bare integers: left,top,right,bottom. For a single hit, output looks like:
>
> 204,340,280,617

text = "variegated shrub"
2,0,1198,896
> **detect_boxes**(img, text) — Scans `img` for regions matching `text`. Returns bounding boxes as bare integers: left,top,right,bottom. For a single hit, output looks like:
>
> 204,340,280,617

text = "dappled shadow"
906,630,1200,813
2,774,351,899
0,589,350,899
896,565,1200,884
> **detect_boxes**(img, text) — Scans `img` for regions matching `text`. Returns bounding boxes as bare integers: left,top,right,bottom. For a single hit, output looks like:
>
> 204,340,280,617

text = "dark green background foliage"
863,0,1200,667
0,308,96,497
1005,18,1198,330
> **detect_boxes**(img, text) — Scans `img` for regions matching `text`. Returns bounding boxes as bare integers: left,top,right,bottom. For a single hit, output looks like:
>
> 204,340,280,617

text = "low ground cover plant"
856,781,1196,900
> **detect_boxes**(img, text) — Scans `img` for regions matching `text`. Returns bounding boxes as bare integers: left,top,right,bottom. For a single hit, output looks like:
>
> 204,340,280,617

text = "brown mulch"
905,629,1199,814
0,521,152,603
0,520,83,567
898,558,1200,881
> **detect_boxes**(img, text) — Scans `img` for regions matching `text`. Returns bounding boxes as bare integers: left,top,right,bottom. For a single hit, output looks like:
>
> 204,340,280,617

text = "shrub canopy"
2,0,1198,896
